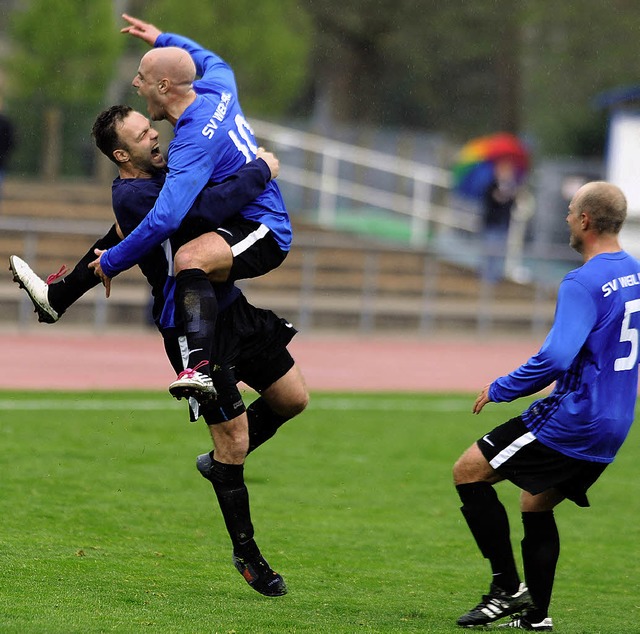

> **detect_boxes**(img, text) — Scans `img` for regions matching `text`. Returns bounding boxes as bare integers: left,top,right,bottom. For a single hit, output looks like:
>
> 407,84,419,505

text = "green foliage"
302,0,640,156
303,0,527,137
3,1,640,169
6,98,101,177
141,0,312,117
0,390,638,633
3,0,124,177
520,0,640,157
7,0,123,106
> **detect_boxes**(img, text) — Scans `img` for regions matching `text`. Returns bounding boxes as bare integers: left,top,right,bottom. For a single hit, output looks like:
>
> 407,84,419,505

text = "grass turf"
0,390,638,633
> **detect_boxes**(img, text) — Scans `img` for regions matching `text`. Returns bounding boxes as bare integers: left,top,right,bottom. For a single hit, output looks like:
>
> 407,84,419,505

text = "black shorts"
217,219,287,281
477,416,608,507
163,293,297,425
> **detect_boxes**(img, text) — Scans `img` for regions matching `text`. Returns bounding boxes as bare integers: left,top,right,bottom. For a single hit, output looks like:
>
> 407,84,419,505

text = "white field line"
0,397,471,412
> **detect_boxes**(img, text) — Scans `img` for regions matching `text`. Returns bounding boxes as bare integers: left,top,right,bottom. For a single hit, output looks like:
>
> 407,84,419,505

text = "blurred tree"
4,0,640,174
6,0,122,178
140,0,311,118
300,0,640,157
301,0,524,140
520,0,640,157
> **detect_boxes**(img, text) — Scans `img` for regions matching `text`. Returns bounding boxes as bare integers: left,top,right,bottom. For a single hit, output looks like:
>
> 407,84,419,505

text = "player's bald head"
140,46,196,90
573,181,627,235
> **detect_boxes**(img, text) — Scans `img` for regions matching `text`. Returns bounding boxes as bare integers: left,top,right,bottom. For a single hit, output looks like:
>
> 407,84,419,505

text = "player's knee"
212,425,249,462
214,438,248,464
452,452,473,485
173,246,197,274
272,388,309,419
452,458,463,485
290,389,309,416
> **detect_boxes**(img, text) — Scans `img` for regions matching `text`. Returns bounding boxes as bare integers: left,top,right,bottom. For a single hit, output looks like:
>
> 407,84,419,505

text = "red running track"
0,329,541,393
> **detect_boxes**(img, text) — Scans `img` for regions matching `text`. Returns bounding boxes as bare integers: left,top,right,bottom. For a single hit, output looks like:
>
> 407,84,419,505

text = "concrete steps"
0,178,557,334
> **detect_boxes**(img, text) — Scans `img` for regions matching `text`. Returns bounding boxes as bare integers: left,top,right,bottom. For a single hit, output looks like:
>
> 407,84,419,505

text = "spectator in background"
0,101,15,205
481,159,518,284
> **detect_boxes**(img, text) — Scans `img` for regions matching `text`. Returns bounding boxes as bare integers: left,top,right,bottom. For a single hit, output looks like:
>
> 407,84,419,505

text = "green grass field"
0,391,638,633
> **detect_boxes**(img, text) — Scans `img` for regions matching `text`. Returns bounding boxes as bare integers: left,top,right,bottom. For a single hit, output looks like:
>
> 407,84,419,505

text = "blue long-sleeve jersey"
112,158,273,330
100,32,291,278
489,251,640,463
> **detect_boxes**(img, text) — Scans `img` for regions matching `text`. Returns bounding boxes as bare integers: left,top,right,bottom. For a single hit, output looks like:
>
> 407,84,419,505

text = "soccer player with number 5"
452,181,640,631
91,14,291,405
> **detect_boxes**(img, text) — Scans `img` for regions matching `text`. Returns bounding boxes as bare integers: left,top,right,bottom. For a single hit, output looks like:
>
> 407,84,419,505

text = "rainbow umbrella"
452,132,530,200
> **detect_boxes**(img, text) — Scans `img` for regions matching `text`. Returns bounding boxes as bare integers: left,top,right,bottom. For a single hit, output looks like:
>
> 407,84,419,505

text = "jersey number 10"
228,114,258,162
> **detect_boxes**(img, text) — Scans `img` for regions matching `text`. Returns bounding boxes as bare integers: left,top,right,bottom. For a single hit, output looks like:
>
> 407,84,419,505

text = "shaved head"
133,46,197,123
140,46,196,89
572,181,627,235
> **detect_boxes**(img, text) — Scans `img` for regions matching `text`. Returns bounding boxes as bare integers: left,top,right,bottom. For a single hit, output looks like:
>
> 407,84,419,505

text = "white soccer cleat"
168,361,217,403
9,255,60,323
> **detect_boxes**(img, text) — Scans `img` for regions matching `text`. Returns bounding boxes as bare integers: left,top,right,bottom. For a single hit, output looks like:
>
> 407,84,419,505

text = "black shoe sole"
168,385,217,402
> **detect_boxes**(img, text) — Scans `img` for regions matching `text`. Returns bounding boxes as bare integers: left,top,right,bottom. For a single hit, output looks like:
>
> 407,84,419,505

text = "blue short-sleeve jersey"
489,251,640,463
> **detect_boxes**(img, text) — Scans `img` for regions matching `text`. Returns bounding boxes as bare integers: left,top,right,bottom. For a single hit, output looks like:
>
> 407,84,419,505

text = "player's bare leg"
261,364,309,419
174,232,233,281
246,364,308,454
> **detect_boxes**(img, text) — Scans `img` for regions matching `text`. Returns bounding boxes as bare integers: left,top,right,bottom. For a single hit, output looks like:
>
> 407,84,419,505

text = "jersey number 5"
614,299,640,371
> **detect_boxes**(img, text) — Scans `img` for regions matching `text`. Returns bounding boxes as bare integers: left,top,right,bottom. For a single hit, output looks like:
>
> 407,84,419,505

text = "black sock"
456,482,520,593
246,397,290,454
175,268,218,373
521,511,559,621
48,224,121,314
199,456,260,560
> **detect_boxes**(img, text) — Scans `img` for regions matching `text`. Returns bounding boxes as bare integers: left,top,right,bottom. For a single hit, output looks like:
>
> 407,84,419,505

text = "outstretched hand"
472,384,492,414
88,249,112,298
121,14,162,46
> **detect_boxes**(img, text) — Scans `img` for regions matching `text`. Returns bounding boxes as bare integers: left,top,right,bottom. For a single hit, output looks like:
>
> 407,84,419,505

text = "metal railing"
251,119,478,244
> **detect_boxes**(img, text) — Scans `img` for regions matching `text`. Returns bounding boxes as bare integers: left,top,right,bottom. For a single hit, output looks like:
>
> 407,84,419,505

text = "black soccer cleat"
232,553,287,597
457,582,533,627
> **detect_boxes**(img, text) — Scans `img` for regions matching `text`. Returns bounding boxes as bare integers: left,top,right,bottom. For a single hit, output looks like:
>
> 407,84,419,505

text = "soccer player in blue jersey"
10,105,307,597
90,14,292,405
452,181,639,631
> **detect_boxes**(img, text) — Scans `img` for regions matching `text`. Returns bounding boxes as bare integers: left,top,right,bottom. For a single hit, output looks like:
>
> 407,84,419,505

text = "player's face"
132,57,165,122
567,199,584,253
118,111,166,174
